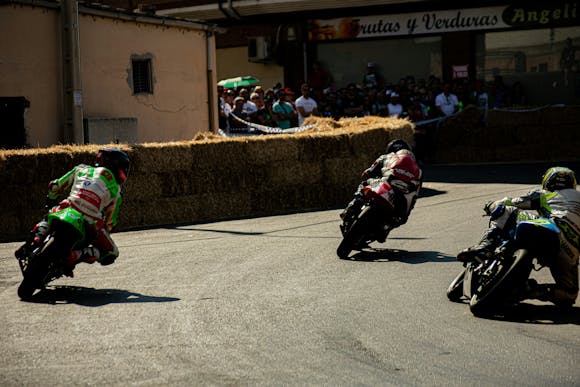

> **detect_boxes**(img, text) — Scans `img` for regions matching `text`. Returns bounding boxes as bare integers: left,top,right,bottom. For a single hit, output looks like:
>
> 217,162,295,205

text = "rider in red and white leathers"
341,139,422,232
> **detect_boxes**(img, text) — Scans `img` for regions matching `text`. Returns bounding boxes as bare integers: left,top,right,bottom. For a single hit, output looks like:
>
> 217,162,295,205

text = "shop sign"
308,3,579,41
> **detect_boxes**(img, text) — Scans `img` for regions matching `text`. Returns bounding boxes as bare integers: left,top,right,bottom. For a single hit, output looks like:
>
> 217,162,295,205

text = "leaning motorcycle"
337,179,399,259
16,206,93,300
447,215,561,317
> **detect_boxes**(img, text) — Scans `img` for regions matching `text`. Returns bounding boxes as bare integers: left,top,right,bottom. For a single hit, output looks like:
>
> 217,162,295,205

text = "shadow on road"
164,219,340,240
345,248,455,263
418,187,447,198
27,286,180,307
477,302,580,325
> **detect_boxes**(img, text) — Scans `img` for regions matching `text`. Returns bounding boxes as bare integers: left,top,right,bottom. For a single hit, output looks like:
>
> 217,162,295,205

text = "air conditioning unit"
248,36,272,63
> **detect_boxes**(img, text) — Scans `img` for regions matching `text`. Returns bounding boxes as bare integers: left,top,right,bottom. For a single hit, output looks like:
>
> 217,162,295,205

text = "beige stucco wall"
80,15,210,143
0,5,62,147
217,46,284,90
0,3,213,147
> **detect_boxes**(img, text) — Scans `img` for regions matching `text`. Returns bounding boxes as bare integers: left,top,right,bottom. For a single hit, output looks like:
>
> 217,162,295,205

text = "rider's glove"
483,200,507,220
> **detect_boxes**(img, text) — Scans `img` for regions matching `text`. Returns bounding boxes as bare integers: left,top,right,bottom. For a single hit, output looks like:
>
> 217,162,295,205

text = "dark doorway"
0,97,29,149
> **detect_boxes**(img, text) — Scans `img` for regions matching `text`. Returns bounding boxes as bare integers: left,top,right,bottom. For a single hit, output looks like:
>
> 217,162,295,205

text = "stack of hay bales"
0,116,414,241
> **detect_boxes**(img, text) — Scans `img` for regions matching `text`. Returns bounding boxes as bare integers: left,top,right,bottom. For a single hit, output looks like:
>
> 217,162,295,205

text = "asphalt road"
1,163,579,386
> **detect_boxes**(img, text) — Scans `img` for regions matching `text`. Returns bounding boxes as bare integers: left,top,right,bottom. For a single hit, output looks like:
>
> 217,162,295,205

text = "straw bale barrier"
435,105,580,163
2,106,577,241
0,117,413,241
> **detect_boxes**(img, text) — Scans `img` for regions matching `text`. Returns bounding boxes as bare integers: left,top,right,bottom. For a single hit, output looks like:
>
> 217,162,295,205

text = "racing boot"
64,247,100,277
457,227,501,263
522,279,575,308
376,225,392,243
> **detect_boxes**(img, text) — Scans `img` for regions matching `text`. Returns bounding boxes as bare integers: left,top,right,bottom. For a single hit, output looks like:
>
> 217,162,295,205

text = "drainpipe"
218,0,241,20
227,0,242,19
61,0,84,144
206,31,218,133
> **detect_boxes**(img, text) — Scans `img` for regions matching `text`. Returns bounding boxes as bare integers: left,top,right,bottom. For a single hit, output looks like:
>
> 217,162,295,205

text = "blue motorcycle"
447,215,561,317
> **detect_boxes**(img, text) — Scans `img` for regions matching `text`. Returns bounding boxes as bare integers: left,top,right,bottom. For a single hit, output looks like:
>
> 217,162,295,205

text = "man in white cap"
387,92,403,117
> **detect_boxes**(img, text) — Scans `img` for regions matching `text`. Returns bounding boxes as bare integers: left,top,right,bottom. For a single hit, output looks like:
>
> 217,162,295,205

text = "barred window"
131,58,153,94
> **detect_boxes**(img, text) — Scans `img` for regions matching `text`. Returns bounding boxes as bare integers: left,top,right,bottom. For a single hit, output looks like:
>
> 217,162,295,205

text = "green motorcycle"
16,206,93,300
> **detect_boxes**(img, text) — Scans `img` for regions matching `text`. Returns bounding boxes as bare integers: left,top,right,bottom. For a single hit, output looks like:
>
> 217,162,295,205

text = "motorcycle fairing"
47,207,86,238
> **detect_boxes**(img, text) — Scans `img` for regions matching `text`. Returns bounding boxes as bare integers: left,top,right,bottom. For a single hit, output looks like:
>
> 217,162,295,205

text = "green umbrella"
218,76,260,89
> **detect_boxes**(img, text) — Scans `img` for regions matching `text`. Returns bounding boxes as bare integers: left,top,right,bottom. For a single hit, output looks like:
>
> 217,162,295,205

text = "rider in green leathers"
16,148,130,275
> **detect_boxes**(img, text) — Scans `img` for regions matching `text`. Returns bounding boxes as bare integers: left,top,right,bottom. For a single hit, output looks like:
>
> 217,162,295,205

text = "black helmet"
96,148,130,184
541,167,576,191
386,139,411,154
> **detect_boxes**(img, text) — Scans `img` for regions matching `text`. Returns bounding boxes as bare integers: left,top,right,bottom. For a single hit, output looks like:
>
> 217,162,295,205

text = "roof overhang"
157,0,425,21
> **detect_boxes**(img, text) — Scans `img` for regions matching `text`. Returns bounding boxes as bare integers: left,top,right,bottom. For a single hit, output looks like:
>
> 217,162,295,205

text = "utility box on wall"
248,36,273,63
83,117,138,144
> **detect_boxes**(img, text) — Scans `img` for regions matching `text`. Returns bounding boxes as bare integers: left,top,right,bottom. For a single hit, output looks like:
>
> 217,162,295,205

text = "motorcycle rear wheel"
469,249,532,316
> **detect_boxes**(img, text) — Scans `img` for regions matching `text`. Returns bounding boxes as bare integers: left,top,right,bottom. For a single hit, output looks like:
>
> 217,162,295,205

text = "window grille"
132,58,152,94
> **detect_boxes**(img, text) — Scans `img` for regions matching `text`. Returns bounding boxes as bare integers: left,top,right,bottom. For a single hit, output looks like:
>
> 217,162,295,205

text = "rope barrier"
220,113,317,137
220,103,569,137
492,104,565,113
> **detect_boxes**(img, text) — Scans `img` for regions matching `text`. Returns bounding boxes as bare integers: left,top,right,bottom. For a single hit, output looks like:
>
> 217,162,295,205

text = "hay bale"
244,135,300,164
132,142,194,173
268,162,322,186
190,138,249,171
295,132,352,161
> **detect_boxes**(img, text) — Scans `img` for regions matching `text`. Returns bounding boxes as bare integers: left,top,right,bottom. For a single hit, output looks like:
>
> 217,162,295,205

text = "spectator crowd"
218,61,527,133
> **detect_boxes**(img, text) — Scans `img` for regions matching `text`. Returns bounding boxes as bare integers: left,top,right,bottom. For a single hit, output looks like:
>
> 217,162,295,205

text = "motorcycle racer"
340,139,422,237
457,166,580,307
15,148,130,275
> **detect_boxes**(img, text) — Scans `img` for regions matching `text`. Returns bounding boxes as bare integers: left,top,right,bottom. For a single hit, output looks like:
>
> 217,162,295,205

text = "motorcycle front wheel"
337,207,378,259
469,249,532,317
446,270,465,302
17,236,57,300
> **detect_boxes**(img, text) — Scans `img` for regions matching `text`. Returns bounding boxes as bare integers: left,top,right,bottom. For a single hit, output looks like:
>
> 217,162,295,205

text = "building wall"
80,15,211,143
0,3,213,147
216,46,284,90
0,5,62,147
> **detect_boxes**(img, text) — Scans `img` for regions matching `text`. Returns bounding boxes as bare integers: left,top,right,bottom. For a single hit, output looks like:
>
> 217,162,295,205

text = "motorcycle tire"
469,249,532,317
337,207,377,259
17,236,56,300
446,270,465,302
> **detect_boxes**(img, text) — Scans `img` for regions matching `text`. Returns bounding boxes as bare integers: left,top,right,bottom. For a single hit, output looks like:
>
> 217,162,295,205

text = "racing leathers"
342,149,423,230
19,164,123,270
458,188,580,306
